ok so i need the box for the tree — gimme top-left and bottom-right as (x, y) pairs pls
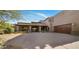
(0, 10), (21, 48)
(0, 10), (21, 34)
(0, 10), (21, 21)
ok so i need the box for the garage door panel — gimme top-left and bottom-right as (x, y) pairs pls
(54, 23), (72, 34)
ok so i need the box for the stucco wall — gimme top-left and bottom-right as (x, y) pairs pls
(53, 10), (79, 35)
(42, 16), (54, 32)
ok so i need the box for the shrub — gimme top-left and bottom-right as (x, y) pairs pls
(0, 29), (4, 34)
(4, 28), (11, 33)
(10, 28), (15, 33)
(4, 27), (15, 34)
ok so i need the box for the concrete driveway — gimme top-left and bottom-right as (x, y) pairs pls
(4, 32), (79, 49)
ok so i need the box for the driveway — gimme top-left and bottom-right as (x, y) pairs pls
(4, 32), (79, 49)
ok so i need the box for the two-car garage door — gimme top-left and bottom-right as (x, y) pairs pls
(54, 23), (72, 34)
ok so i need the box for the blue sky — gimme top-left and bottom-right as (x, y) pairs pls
(9, 10), (62, 24)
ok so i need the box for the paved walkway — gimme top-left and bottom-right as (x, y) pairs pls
(4, 32), (79, 49)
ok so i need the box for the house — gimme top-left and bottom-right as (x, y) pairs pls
(15, 10), (79, 35)
(53, 10), (79, 35)
(14, 16), (54, 32)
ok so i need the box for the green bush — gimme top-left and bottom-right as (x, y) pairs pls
(0, 22), (15, 34)
(4, 27), (15, 34)
(0, 29), (4, 34)
(11, 28), (15, 33)
(4, 28), (11, 33)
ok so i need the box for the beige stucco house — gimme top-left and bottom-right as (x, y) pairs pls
(53, 10), (79, 35)
(15, 10), (79, 35)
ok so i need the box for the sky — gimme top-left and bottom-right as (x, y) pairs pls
(9, 10), (62, 24)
